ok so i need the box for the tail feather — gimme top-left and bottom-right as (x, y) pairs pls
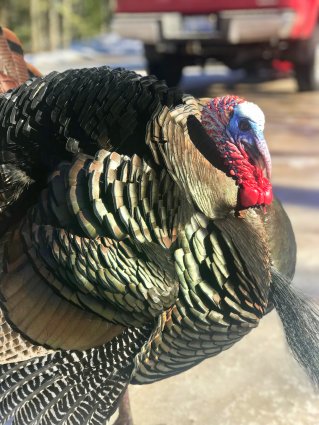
(271, 266), (319, 387)
(16, 370), (121, 425)
(0, 26), (41, 94)
(0, 26), (28, 91)
(0, 325), (152, 425)
(26, 62), (42, 79)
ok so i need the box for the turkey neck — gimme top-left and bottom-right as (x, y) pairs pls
(146, 98), (239, 219)
(132, 207), (271, 384)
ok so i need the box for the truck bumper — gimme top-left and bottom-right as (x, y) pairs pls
(112, 9), (296, 45)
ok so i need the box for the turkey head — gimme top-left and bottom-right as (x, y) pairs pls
(202, 96), (273, 209)
(147, 95), (273, 219)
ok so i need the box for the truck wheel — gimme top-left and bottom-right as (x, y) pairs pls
(293, 31), (318, 92)
(147, 56), (183, 87)
(294, 53), (316, 92)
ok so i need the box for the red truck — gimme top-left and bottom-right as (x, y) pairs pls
(112, 0), (319, 91)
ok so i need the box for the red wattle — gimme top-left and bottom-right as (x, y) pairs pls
(239, 186), (259, 208)
(261, 177), (273, 205)
(223, 140), (273, 209)
(263, 187), (273, 205)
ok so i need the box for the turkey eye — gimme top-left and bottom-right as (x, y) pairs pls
(239, 119), (251, 131)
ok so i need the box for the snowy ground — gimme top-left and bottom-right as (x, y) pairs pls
(25, 33), (145, 74)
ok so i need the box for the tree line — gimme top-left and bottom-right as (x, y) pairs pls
(0, 0), (115, 52)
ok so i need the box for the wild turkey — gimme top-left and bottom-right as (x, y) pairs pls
(0, 27), (319, 425)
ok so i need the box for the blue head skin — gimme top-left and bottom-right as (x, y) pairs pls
(226, 102), (271, 178)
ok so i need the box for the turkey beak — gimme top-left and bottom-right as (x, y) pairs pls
(243, 127), (272, 180)
(240, 132), (272, 180)
(254, 134), (272, 180)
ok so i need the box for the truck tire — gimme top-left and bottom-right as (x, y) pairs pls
(293, 29), (318, 92)
(147, 56), (183, 87)
(294, 58), (316, 92)
(144, 45), (184, 87)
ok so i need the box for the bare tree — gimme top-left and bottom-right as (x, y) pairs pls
(30, 0), (41, 52)
(0, 0), (10, 27)
(6, 0), (115, 52)
(49, 0), (61, 50)
(61, 0), (72, 48)
(30, 0), (49, 51)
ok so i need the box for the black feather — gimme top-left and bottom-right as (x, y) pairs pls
(0, 325), (152, 425)
(271, 266), (319, 387)
(187, 115), (225, 172)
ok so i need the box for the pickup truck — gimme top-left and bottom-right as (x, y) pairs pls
(112, 0), (319, 91)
